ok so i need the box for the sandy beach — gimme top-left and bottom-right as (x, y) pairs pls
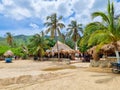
(0, 60), (120, 90)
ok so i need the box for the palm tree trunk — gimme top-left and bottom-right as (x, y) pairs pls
(40, 56), (43, 61)
(56, 41), (60, 61)
(92, 51), (100, 61)
(55, 30), (60, 61)
(75, 41), (77, 50)
(115, 50), (120, 63)
(114, 42), (120, 63)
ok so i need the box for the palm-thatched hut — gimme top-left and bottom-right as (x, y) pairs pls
(46, 41), (75, 59)
(100, 41), (120, 56)
(52, 41), (74, 53)
(89, 42), (120, 67)
(100, 43), (115, 56)
(4, 50), (14, 57)
(87, 46), (101, 61)
(4, 50), (14, 63)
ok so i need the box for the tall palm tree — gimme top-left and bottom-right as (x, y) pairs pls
(29, 34), (48, 60)
(67, 20), (83, 50)
(82, 0), (120, 62)
(44, 13), (65, 60)
(44, 13), (65, 39)
(6, 32), (13, 47)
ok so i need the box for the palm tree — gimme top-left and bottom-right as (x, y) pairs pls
(44, 13), (65, 60)
(67, 20), (83, 50)
(60, 33), (67, 43)
(29, 34), (48, 61)
(44, 13), (65, 39)
(6, 32), (13, 47)
(20, 44), (29, 59)
(82, 0), (120, 62)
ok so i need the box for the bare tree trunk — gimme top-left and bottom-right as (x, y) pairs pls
(114, 42), (120, 63)
(55, 29), (60, 61)
(115, 50), (120, 63)
(75, 41), (77, 50)
(56, 41), (60, 61)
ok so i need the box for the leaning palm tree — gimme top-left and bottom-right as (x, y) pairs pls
(6, 32), (13, 47)
(44, 13), (65, 60)
(29, 34), (48, 61)
(67, 20), (83, 50)
(82, 0), (120, 62)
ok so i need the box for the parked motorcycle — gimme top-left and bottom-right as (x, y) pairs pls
(111, 62), (120, 74)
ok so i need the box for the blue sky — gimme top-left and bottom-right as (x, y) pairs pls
(0, 0), (120, 36)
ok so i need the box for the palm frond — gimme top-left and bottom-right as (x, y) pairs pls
(44, 22), (53, 27)
(58, 16), (63, 20)
(92, 12), (110, 24)
(57, 23), (65, 29)
(111, 2), (114, 17)
(88, 30), (113, 47)
(107, 0), (111, 15)
(46, 16), (51, 20)
(84, 22), (107, 35)
(45, 28), (51, 34)
(66, 29), (73, 37)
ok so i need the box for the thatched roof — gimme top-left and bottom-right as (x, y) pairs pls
(52, 41), (74, 53)
(100, 41), (120, 52)
(87, 46), (97, 55)
(4, 50), (14, 57)
(101, 43), (115, 51)
(87, 41), (120, 56)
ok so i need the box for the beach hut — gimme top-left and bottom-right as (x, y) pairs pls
(51, 41), (75, 59)
(52, 41), (74, 52)
(100, 41), (120, 55)
(88, 41), (120, 60)
(4, 50), (14, 63)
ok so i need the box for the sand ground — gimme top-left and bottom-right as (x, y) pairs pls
(0, 60), (120, 90)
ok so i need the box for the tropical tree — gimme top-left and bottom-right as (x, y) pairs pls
(21, 44), (29, 59)
(44, 13), (65, 39)
(6, 32), (13, 47)
(80, 22), (106, 53)
(29, 34), (48, 60)
(67, 20), (83, 50)
(81, 0), (120, 62)
(44, 13), (65, 59)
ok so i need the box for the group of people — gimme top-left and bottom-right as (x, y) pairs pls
(79, 52), (91, 62)
(44, 50), (91, 62)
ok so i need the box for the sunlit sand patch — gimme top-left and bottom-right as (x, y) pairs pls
(42, 65), (76, 71)
(95, 77), (114, 84)
(86, 67), (112, 73)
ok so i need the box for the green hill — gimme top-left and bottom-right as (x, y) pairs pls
(14, 35), (32, 45)
(0, 35), (32, 46)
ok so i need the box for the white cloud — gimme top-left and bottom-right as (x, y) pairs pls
(0, 0), (120, 22)
(0, 4), (4, 11)
(0, 29), (41, 36)
(29, 23), (39, 29)
(114, 1), (120, 16)
(0, 0), (120, 36)
(4, 7), (31, 20)
(72, 0), (93, 14)
(56, 0), (73, 17)
(2, 0), (14, 6)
